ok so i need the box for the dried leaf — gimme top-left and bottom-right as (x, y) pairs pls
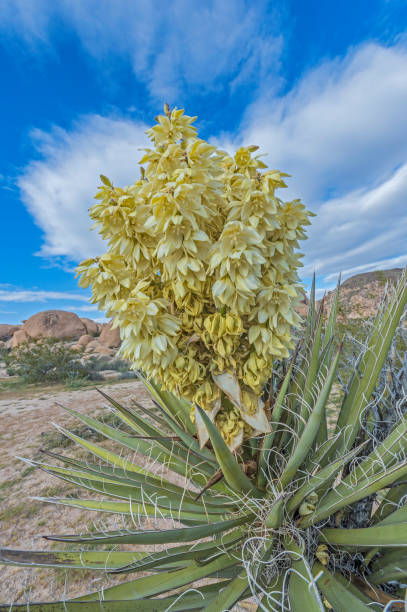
(240, 396), (271, 434)
(195, 399), (221, 448)
(212, 371), (242, 408)
(186, 333), (201, 346)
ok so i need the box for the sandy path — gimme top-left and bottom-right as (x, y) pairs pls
(0, 380), (150, 417)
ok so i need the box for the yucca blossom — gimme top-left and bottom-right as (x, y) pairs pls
(76, 106), (314, 448)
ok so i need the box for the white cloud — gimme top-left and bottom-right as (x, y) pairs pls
(14, 39), (407, 284)
(0, 0), (281, 101)
(0, 289), (90, 303)
(237, 42), (407, 199)
(19, 115), (149, 261)
(304, 163), (407, 280)
(224, 41), (407, 280)
(65, 304), (99, 312)
(323, 254), (407, 284)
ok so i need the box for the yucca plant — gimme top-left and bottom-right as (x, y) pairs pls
(2, 107), (407, 610)
(1, 272), (407, 611)
(74, 106), (314, 451)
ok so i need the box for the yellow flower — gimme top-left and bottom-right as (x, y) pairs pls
(215, 404), (245, 448)
(234, 147), (252, 169)
(76, 105), (314, 448)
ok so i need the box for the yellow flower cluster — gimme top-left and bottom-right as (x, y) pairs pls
(76, 107), (314, 448)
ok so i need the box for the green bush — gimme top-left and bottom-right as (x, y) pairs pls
(3, 338), (100, 384)
(87, 354), (131, 372)
(0, 346), (9, 362)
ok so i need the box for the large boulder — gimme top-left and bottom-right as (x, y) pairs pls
(92, 346), (115, 357)
(99, 322), (121, 348)
(80, 317), (100, 337)
(23, 310), (86, 340)
(0, 324), (21, 341)
(84, 340), (102, 352)
(11, 329), (31, 348)
(84, 341), (115, 357)
(77, 334), (93, 347)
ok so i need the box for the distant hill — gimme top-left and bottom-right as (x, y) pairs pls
(320, 268), (404, 320)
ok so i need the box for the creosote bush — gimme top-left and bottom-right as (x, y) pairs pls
(3, 338), (94, 384)
(76, 106), (314, 448)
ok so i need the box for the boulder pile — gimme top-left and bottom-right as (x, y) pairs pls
(0, 324), (21, 341)
(1, 310), (121, 359)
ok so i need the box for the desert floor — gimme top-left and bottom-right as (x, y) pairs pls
(0, 380), (178, 603)
(0, 378), (341, 607)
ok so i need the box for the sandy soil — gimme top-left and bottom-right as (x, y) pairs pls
(0, 380), (145, 417)
(0, 381), (171, 603)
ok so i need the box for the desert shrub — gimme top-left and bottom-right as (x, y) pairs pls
(3, 338), (97, 384)
(118, 370), (137, 379)
(0, 345), (10, 364)
(87, 354), (131, 372)
(64, 375), (96, 389)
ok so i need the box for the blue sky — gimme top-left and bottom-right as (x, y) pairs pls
(1, 0), (407, 324)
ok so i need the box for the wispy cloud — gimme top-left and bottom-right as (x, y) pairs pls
(323, 254), (407, 284)
(19, 115), (149, 261)
(303, 163), (407, 279)
(65, 304), (99, 312)
(0, 0), (282, 101)
(236, 42), (407, 199)
(223, 41), (407, 280)
(0, 289), (90, 303)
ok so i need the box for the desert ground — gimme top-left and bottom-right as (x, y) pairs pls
(0, 377), (342, 605)
(0, 380), (178, 602)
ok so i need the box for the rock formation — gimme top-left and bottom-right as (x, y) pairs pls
(11, 330), (31, 348)
(0, 324), (21, 341)
(22, 310), (87, 340)
(77, 334), (93, 347)
(80, 317), (100, 336)
(99, 322), (121, 348)
(320, 268), (404, 320)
